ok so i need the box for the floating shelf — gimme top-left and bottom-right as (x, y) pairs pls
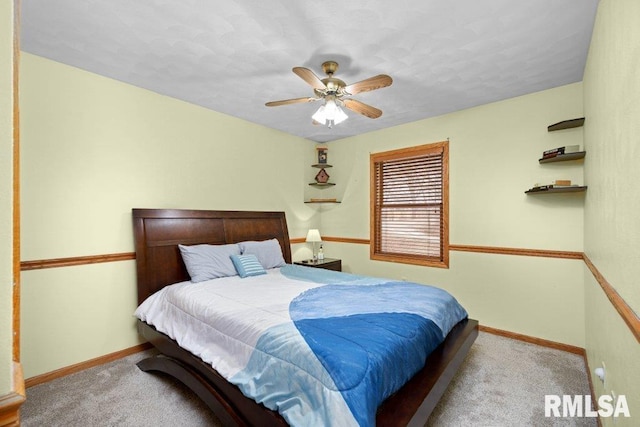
(309, 182), (336, 187)
(311, 164), (333, 168)
(547, 118), (585, 132)
(304, 200), (341, 204)
(530, 120), (587, 196)
(539, 151), (586, 163)
(525, 186), (587, 194)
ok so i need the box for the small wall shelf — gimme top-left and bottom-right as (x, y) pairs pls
(525, 186), (587, 194)
(547, 117), (585, 132)
(309, 182), (336, 187)
(307, 147), (339, 203)
(527, 119), (587, 195)
(539, 151), (586, 163)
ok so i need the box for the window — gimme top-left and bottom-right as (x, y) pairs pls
(370, 141), (449, 268)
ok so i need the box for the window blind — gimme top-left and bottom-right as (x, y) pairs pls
(372, 145), (446, 263)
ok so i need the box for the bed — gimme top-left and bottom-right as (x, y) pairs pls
(132, 208), (478, 426)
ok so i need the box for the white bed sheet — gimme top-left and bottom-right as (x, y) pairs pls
(135, 268), (324, 378)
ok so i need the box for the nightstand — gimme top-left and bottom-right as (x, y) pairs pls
(294, 258), (342, 272)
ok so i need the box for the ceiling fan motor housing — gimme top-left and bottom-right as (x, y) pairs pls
(321, 61), (339, 75)
(317, 78), (346, 97)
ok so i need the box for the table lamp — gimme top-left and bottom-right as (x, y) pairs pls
(306, 229), (322, 261)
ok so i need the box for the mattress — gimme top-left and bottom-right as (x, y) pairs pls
(135, 265), (468, 426)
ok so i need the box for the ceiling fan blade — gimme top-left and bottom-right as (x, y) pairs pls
(265, 97), (317, 107)
(292, 67), (326, 90)
(344, 74), (392, 95)
(343, 99), (383, 119)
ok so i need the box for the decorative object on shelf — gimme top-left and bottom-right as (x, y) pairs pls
(317, 147), (328, 164)
(306, 229), (322, 260)
(541, 145), (580, 160)
(547, 117), (585, 132)
(315, 168), (330, 183)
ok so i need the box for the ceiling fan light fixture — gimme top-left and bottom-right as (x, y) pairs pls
(312, 98), (348, 128)
(333, 104), (348, 125)
(311, 104), (327, 123)
(266, 61), (391, 128)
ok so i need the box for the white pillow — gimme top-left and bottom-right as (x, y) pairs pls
(178, 243), (240, 282)
(239, 238), (286, 269)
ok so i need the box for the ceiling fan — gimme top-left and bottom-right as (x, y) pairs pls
(265, 61), (392, 128)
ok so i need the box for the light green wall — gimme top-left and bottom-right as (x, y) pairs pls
(320, 83), (587, 347)
(583, 0), (640, 316)
(322, 83), (586, 250)
(583, 0), (640, 424)
(0, 0), (14, 396)
(19, 53), (317, 378)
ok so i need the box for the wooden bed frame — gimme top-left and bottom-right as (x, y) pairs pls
(132, 208), (478, 426)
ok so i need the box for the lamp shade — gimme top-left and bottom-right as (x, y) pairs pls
(306, 229), (322, 243)
(312, 98), (348, 127)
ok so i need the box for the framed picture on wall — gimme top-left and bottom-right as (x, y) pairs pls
(317, 147), (328, 164)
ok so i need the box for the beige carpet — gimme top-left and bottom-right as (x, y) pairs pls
(427, 332), (596, 427)
(21, 331), (596, 426)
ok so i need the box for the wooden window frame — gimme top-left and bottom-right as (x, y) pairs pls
(370, 141), (449, 268)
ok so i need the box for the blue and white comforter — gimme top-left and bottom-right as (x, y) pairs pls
(135, 265), (468, 426)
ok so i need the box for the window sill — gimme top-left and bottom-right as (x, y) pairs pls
(370, 253), (449, 269)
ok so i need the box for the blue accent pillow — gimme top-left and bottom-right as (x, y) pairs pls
(231, 254), (267, 278)
(178, 243), (241, 282)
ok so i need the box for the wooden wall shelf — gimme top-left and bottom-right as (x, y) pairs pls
(539, 151), (586, 163)
(525, 186), (587, 194)
(309, 182), (336, 187)
(547, 118), (585, 132)
(529, 119), (586, 195)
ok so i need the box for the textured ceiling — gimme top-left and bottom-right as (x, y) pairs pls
(21, 0), (599, 143)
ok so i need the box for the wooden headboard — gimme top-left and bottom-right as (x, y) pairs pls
(132, 208), (292, 304)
